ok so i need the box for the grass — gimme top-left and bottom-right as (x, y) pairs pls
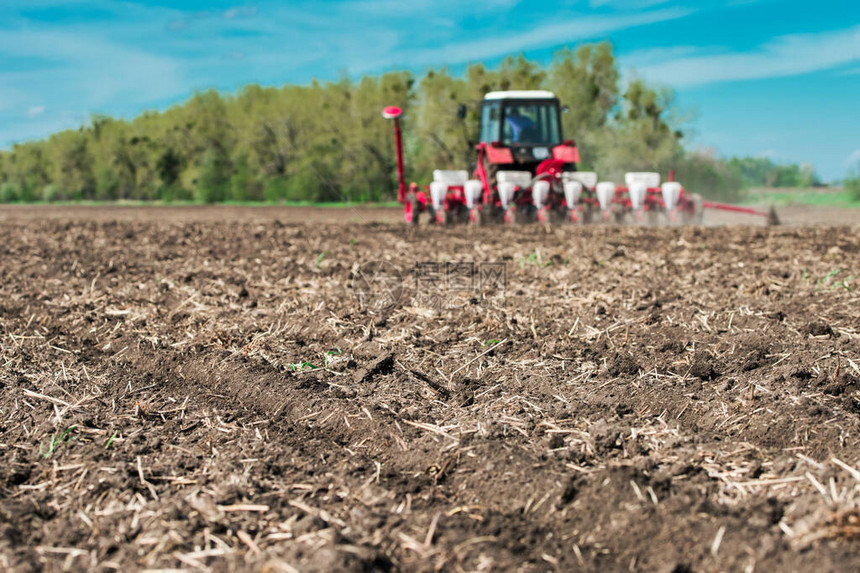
(816, 269), (855, 292)
(742, 187), (860, 208)
(40, 426), (76, 458)
(518, 251), (568, 269)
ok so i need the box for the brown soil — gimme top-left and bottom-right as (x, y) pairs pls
(1, 206), (860, 572)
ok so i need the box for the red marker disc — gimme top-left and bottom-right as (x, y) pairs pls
(382, 106), (402, 119)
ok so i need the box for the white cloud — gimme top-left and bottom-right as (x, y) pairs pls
(627, 25), (860, 86)
(0, 29), (184, 108)
(344, 0), (520, 17)
(590, 0), (671, 8)
(350, 8), (692, 73)
(224, 7), (258, 19)
(846, 149), (860, 168)
(27, 105), (45, 118)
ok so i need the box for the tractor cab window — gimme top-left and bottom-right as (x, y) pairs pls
(502, 103), (560, 146)
(480, 102), (501, 143)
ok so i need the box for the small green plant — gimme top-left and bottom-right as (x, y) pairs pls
(518, 251), (554, 269)
(815, 269), (854, 292)
(483, 339), (501, 346)
(349, 238), (358, 248)
(291, 348), (343, 372)
(817, 269), (842, 291)
(41, 426), (77, 458)
(834, 274), (854, 292)
(105, 430), (119, 449)
(289, 361), (319, 372)
(314, 252), (326, 268)
(324, 348), (342, 368)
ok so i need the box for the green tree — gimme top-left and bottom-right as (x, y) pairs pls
(230, 154), (260, 201)
(548, 42), (619, 169)
(95, 166), (120, 200)
(845, 170), (860, 202)
(196, 147), (230, 203)
(727, 157), (820, 188)
(593, 79), (683, 181)
(675, 150), (746, 203)
(0, 182), (19, 203)
(494, 54), (545, 91)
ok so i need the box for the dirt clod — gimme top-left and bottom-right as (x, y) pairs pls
(690, 351), (719, 381)
(608, 352), (640, 376)
(353, 352), (395, 384)
(803, 321), (835, 337)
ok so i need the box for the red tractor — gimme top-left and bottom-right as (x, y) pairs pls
(383, 91), (776, 226)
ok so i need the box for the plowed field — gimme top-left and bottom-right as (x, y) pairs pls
(1, 205), (859, 572)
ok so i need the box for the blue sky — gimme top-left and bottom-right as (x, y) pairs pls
(1, 0), (858, 181)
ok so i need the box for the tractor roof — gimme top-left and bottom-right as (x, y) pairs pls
(483, 90), (557, 101)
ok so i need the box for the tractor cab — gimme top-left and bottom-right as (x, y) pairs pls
(480, 91), (572, 168)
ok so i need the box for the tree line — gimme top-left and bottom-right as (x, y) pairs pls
(0, 43), (820, 205)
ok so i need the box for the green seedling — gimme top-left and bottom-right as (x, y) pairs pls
(518, 251), (554, 269)
(349, 238), (358, 248)
(314, 252), (326, 268)
(324, 348), (342, 368)
(291, 348), (343, 372)
(833, 275), (854, 292)
(105, 430), (119, 449)
(483, 339), (501, 346)
(518, 252), (538, 269)
(816, 269), (841, 291)
(41, 425), (77, 458)
(290, 361), (320, 372)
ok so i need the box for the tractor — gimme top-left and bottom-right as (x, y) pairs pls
(383, 91), (777, 226)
